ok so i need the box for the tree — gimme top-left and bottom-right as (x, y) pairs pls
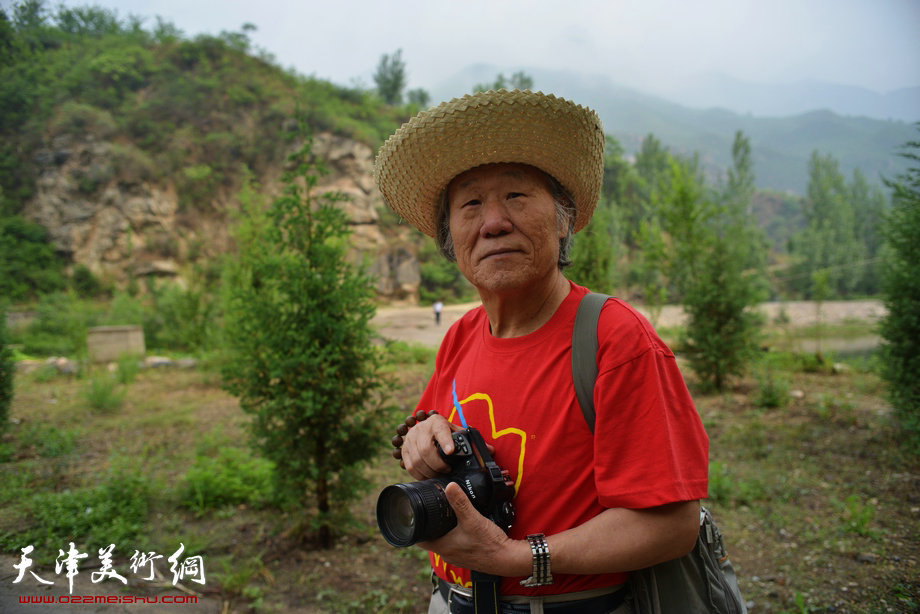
(663, 134), (767, 392)
(569, 198), (617, 294)
(474, 70), (533, 92)
(373, 48), (406, 105)
(0, 215), (65, 301)
(569, 137), (630, 294)
(789, 152), (864, 297)
(406, 87), (430, 108)
(879, 128), (920, 453)
(221, 129), (391, 547)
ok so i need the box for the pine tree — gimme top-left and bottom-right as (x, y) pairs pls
(880, 129), (920, 453)
(221, 127), (392, 547)
(666, 134), (767, 392)
(373, 49), (406, 105)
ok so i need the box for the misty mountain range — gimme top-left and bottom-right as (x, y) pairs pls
(430, 65), (918, 194)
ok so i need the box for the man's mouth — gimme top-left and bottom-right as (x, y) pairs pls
(480, 248), (520, 261)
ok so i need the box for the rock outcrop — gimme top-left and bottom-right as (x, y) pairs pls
(24, 131), (421, 303)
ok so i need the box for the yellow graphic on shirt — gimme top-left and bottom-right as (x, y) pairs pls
(434, 392), (527, 587)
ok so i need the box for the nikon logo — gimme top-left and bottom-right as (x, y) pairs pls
(465, 479), (476, 499)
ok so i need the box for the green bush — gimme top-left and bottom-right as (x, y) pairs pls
(15, 292), (94, 357)
(753, 364), (790, 409)
(179, 446), (274, 513)
(0, 217), (66, 302)
(82, 373), (125, 412)
(880, 131), (920, 453)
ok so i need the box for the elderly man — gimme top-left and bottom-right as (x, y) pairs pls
(374, 90), (709, 614)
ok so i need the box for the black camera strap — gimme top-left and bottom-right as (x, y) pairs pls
(471, 570), (501, 614)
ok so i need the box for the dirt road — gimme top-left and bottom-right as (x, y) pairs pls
(372, 299), (886, 348)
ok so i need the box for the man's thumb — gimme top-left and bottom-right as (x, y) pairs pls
(444, 481), (474, 517)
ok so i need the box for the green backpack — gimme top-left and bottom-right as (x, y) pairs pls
(572, 292), (748, 614)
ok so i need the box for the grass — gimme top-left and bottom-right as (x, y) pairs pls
(1, 337), (917, 613)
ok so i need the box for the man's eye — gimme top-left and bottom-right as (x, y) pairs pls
(463, 199), (481, 207)
(507, 192), (525, 200)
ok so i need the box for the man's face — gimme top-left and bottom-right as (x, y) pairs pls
(446, 163), (565, 295)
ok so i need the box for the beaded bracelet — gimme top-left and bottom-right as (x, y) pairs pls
(391, 410), (438, 465)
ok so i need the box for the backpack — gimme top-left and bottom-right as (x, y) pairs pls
(572, 292), (748, 614)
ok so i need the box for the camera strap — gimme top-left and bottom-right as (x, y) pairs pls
(471, 570), (501, 614)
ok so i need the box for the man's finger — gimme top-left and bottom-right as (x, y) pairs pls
(444, 481), (474, 517)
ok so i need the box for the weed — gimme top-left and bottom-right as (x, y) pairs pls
(753, 365), (790, 409)
(838, 494), (878, 538)
(18, 422), (79, 458)
(707, 461), (767, 506)
(81, 373), (126, 412)
(116, 353), (140, 384)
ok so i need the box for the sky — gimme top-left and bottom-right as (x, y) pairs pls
(15, 0), (920, 98)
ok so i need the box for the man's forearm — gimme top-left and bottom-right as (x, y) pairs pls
(546, 501), (700, 575)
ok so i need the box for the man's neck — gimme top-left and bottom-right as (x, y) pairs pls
(480, 272), (571, 338)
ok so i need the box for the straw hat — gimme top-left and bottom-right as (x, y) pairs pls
(374, 89), (605, 237)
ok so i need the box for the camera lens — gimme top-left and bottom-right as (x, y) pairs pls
(376, 479), (456, 547)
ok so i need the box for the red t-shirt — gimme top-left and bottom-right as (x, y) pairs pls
(417, 281), (709, 596)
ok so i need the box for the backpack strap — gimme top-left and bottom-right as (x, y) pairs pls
(572, 292), (611, 433)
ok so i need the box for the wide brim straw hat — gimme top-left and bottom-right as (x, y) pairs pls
(374, 89), (605, 237)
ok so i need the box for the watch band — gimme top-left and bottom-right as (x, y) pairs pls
(520, 533), (553, 587)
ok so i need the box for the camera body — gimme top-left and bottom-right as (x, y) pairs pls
(376, 427), (516, 547)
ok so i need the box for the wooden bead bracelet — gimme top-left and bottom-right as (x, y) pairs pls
(392, 410), (439, 463)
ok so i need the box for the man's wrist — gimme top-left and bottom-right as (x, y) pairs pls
(519, 533), (553, 587)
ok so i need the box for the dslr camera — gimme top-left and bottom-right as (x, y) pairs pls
(376, 427), (516, 547)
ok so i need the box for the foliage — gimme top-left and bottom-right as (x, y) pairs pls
(221, 126), (392, 547)
(879, 127), (920, 453)
(142, 279), (220, 352)
(568, 198), (618, 293)
(786, 151), (883, 298)
(666, 133), (768, 392)
(0, 215), (66, 301)
(373, 48), (406, 105)
(473, 70), (533, 92)
(417, 239), (476, 303)
(13, 292), (91, 356)
(82, 371), (126, 412)
(0, 0), (405, 227)
(179, 446), (274, 513)
(0, 303), (12, 434)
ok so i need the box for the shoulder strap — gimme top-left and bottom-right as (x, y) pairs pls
(572, 292), (611, 433)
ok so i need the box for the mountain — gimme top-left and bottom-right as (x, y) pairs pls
(430, 66), (917, 194)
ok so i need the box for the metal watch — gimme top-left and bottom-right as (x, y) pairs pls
(520, 533), (553, 587)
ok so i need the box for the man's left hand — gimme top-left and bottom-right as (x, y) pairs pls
(417, 482), (530, 577)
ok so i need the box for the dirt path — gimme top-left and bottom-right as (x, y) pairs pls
(372, 299), (886, 348)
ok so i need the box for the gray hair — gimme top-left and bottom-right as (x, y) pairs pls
(434, 170), (577, 269)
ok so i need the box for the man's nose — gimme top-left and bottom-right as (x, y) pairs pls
(479, 197), (513, 237)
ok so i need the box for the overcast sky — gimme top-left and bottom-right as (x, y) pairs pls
(20, 0), (920, 97)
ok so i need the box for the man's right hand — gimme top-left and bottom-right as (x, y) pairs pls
(401, 414), (464, 480)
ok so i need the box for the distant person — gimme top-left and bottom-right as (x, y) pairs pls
(374, 89), (709, 613)
(433, 300), (444, 325)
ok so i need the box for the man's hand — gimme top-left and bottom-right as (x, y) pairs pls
(401, 414), (464, 480)
(417, 482), (530, 577)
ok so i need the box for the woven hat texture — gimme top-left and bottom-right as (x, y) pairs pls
(374, 89), (605, 237)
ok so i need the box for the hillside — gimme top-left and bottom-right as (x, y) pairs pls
(433, 65), (916, 194)
(0, 4), (424, 300)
